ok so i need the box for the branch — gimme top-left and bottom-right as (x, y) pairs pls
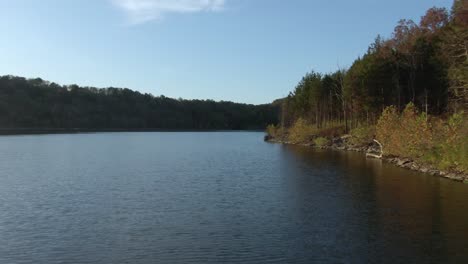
(366, 139), (383, 159)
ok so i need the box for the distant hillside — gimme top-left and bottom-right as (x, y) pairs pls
(0, 76), (279, 130)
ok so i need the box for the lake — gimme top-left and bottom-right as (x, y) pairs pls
(0, 132), (467, 263)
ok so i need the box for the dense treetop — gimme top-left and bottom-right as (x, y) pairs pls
(279, 1), (467, 131)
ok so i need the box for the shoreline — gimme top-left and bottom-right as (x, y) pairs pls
(0, 128), (265, 136)
(267, 137), (468, 183)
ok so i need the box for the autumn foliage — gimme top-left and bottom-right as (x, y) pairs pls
(268, 2), (467, 174)
(287, 118), (316, 144)
(376, 103), (467, 172)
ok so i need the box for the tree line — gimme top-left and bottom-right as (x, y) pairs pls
(280, 1), (467, 131)
(0, 75), (279, 130)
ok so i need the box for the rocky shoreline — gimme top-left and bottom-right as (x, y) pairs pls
(266, 135), (468, 183)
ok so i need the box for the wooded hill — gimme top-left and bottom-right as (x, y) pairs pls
(0, 75), (279, 130)
(279, 1), (467, 130)
(268, 1), (467, 174)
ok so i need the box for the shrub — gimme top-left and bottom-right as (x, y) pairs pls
(376, 105), (401, 156)
(376, 103), (432, 158)
(434, 112), (468, 172)
(314, 137), (330, 147)
(377, 104), (467, 173)
(266, 124), (278, 138)
(399, 103), (433, 158)
(288, 118), (316, 143)
(349, 125), (375, 146)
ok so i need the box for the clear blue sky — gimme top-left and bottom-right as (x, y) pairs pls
(0, 0), (453, 104)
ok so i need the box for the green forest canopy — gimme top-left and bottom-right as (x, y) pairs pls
(0, 75), (279, 130)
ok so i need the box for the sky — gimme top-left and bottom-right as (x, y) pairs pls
(0, 0), (454, 104)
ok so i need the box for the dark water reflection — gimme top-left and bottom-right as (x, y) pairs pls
(0, 132), (467, 263)
(282, 145), (468, 263)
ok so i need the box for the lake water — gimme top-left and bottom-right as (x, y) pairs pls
(0, 132), (467, 264)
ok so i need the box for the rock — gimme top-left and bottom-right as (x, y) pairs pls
(367, 142), (382, 154)
(340, 135), (352, 140)
(397, 158), (411, 167)
(331, 137), (346, 150)
(332, 137), (343, 144)
(445, 173), (455, 179)
(446, 173), (464, 181)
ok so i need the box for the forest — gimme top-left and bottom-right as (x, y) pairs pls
(268, 1), (467, 173)
(0, 75), (279, 130)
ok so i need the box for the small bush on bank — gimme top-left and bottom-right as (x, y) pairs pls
(314, 137), (329, 147)
(288, 118), (316, 143)
(266, 124), (278, 138)
(376, 106), (401, 155)
(432, 112), (468, 172)
(349, 125), (375, 146)
(400, 103), (433, 159)
(376, 103), (467, 173)
(376, 103), (431, 158)
(266, 124), (287, 140)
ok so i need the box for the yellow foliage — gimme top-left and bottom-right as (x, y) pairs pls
(287, 118), (316, 143)
(376, 106), (402, 156)
(314, 137), (329, 147)
(350, 125), (375, 146)
(435, 112), (468, 172)
(266, 124), (278, 138)
(377, 103), (468, 172)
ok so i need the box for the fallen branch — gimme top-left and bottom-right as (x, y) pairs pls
(366, 139), (383, 159)
(366, 153), (382, 159)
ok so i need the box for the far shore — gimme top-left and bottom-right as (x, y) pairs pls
(0, 128), (265, 136)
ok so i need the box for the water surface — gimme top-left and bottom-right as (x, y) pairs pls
(0, 132), (467, 263)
